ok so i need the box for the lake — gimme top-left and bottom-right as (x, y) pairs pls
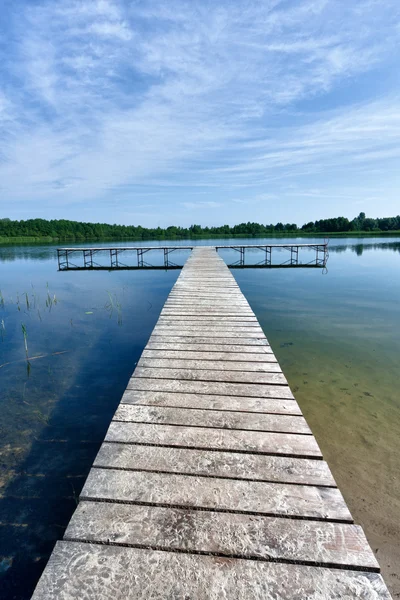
(1, 237), (399, 598)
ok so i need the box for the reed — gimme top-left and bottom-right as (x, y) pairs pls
(105, 291), (123, 325)
(21, 323), (28, 357)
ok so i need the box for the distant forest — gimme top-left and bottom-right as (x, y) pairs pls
(1, 212), (400, 242)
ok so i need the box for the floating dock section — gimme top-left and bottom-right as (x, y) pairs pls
(57, 242), (328, 270)
(32, 247), (391, 599)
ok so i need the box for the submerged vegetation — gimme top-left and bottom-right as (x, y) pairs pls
(0, 285), (123, 371)
(1, 212), (400, 243)
(105, 291), (123, 325)
(0, 285), (60, 371)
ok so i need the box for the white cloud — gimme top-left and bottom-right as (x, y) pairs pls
(182, 201), (222, 210)
(89, 21), (133, 41)
(0, 0), (399, 222)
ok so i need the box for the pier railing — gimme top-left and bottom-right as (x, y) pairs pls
(57, 243), (329, 270)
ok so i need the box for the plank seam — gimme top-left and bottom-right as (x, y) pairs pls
(127, 385), (294, 399)
(91, 464), (337, 488)
(103, 440), (323, 460)
(131, 376), (289, 387)
(111, 418), (313, 435)
(120, 402), (302, 416)
(137, 365), (281, 372)
(62, 537), (379, 573)
(77, 496), (353, 524)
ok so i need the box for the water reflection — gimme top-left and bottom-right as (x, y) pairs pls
(0, 237), (400, 263)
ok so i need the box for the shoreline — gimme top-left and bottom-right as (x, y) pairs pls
(1, 230), (400, 246)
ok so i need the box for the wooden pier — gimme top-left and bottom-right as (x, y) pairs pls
(32, 246), (390, 599)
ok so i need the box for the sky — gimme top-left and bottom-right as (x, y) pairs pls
(0, 0), (400, 227)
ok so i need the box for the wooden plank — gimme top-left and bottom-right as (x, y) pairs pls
(137, 357), (281, 372)
(166, 296), (248, 301)
(146, 342), (273, 353)
(160, 314), (257, 319)
(150, 333), (268, 342)
(152, 329), (266, 338)
(169, 292), (243, 297)
(171, 290), (241, 293)
(127, 377), (294, 399)
(66, 502), (377, 570)
(121, 389), (302, 415)
(31, 542), (392, 600)
(166, 289), (239, 292)
(105, 422), (320, 457)
(141, 349), (277, 362)
(175, 285), (238, 287)
(94, 442), (334, 485)
(158, 317), (260, 325)
(157, 323), (263, 330)
(163, 305), (252, 310)
(112, 405), (311, 434)
(159, 315), (257, 321)
(161, 310), (256, 316)
(164, 303), (252, 309)
(159, 314), (257, 319)
(165, 297), (249, 303)
(80, 468), (351, 521)
(153, 325), (264, 331)
(157, 321), (262, 328)
(170, 285), (240, 289)
(132, 367), (287, 386)
(149, 336), (270, 346)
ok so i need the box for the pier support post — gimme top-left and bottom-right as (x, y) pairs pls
(83, 250), (93, 268)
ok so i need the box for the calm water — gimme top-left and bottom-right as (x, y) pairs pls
(0, 237), (399, 598)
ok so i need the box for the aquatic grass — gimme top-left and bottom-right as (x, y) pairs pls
(21, 323), (29, 357)
(45, 283), (57, 311)
(0, 319), (5, 341)
(0, 290), (4, 309)
(105, 290), (123, 325)
(31, 283), (38, 309)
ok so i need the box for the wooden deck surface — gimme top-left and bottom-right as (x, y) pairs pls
(32, 247), (391, 599)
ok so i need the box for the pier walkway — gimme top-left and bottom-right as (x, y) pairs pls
(32, 247), (390, 599)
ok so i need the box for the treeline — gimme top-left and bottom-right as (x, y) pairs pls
(0, 212), (399, 242)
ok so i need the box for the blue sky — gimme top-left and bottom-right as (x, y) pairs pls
(0, 0), (400, 227)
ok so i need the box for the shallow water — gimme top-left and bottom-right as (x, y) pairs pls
(0, 237), (399, 597)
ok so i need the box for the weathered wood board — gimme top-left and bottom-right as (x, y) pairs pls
(94, 442), (335, 485)
(121, 389), (302, 414)
(131, 366), (287, 385)
(137, 357), (282, 371)
(141, 348), (278, 361)
(32, 543), (391, 600)
(127, 377), (295, 399)
(80, 468), (352, 521)
(105, 421), (322, 457)
(112, 404), (311, 433)
(65, 501), (379, 569)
